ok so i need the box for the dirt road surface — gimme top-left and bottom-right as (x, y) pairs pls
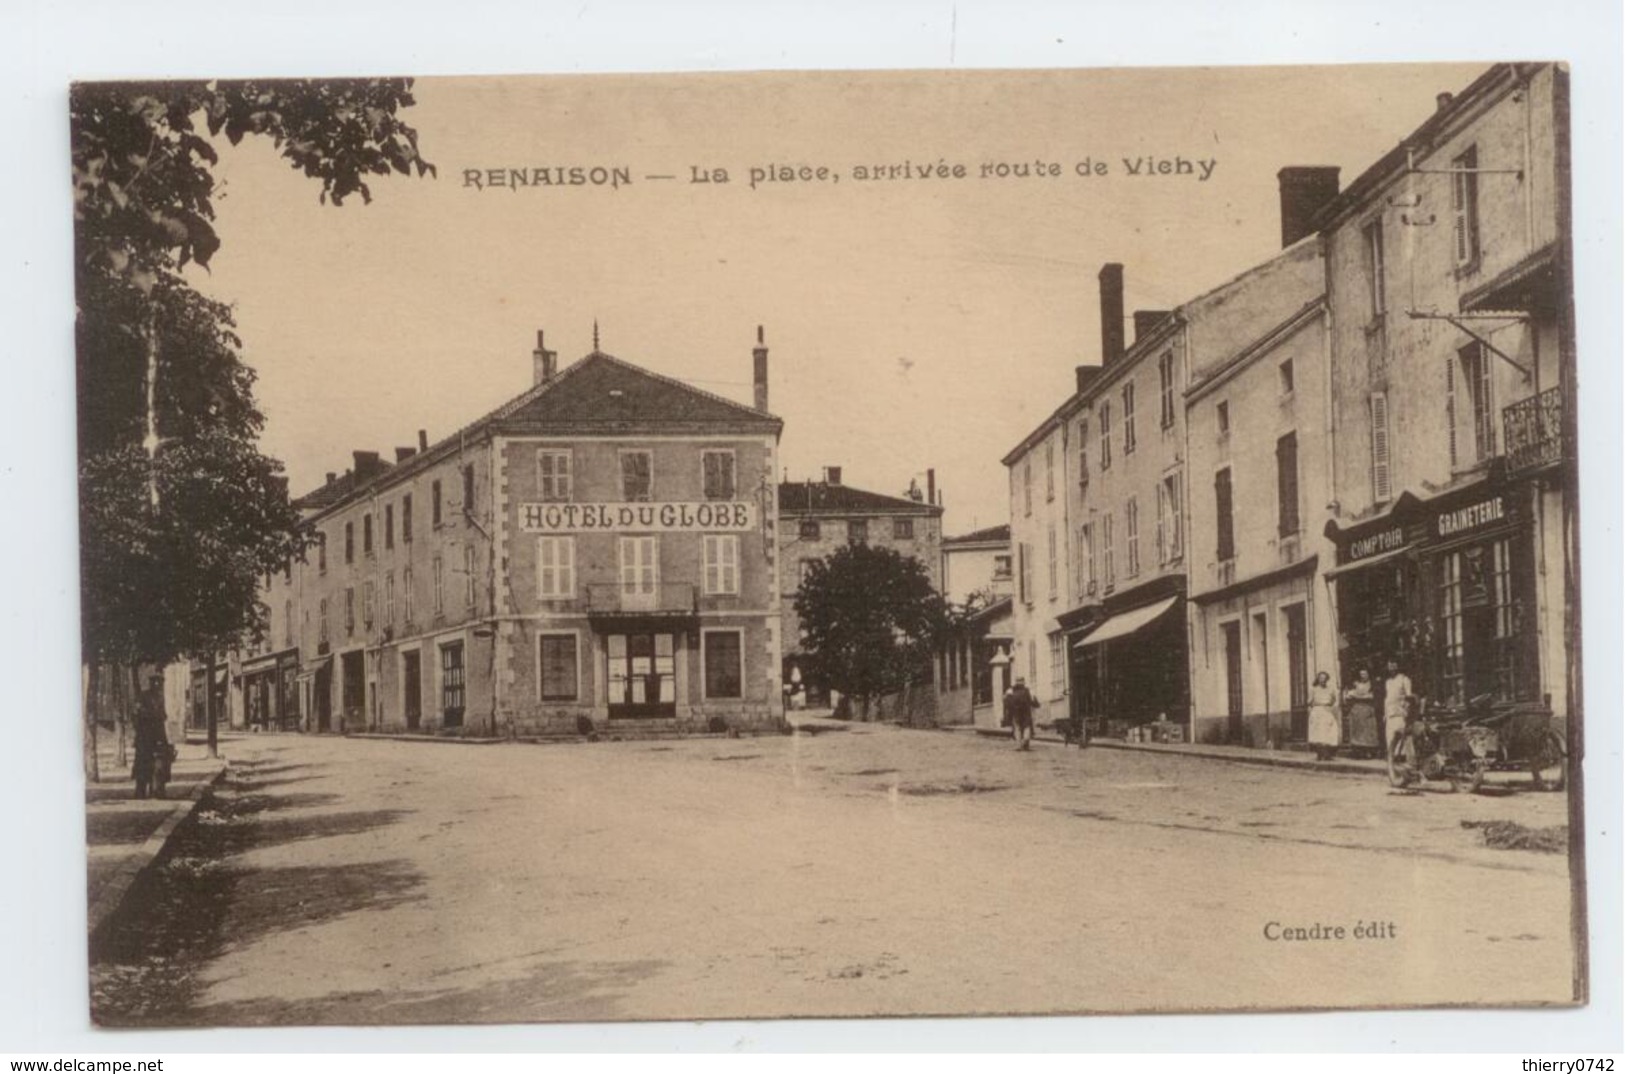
(90, 726), (1575, 1025)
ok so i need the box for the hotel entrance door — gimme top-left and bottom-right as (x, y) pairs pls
(606, 632), (677, 719)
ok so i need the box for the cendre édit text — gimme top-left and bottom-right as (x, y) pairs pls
(1262, 920), (1397, 942)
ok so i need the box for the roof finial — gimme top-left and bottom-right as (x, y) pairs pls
(592, 319), (601, 353)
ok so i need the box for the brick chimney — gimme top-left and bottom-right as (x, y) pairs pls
(926, 468), (936, 506)
(532, 329), (558, 386)
(825, 465), (843, 486)
(325, 471), (337, 486)
(752, 325), (769, 413)
(1098, 263), (1125, 366)
(417, 429), (428, 452)
(395, 446), (417, 463)
(352, 450), (386, 481)
(1075, 365), (1103, 395)
(1134, 310), (1172, 343)
(1277, 166), (1341, 248)
(1436, 91), (1454, 113)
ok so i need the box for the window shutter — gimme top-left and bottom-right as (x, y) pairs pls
(1215, 469), (1234, 562)
(1445, 356), (1458, 469)
(1370, 392), (1392, 501)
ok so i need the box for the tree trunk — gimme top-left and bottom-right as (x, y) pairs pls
(84, 662), (101, 783)
(114, 662), (130, 770)
(205, 651), (219, 759)
(144, 301), (161, 510)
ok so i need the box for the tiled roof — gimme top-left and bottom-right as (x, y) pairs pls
(943, 523), (1010, 546)
(777, 481), (943, 516)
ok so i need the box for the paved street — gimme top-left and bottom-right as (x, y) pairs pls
(90, 726), (1575, 1025)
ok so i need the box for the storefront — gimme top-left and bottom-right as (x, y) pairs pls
(239, 649), (303, 731)
(1070, 576), (1189, 735)
(1325, 470), (1543, 716)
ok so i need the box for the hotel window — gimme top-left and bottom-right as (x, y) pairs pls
(1451, 145), (1481, 268)
(402, 494), (413, 542)
(432, 479), (443, 526)
(539, 634), (579, 701)
(537, 536), (575, 598)
(703, 450), (736, 500)
(619, 535), (658, 595)
(1370, 392), (1392, 503)
(1099, 402), (1112, 470)
(345, 587), (355, 634)
(318, 531), (328, 573)
(464, 545), (477, 607)
(1279, 358), (1295, 397)
(1045, 441), (1055, 502)
(318, 597), (328, 643)
(1077, 417), (1089, 488)
(1079, 523), (1095, 592)
(384, 504), (394, 550)
(1102, 513), (1115, 585)
(440, 642), (465, 723)
(537, 450), (572, 502)
(1022, 458), (1033, 516)
(432, 556), (444, 614)
(799, 519), (821, 541)
(1125, 497), (1140, 577)
(1049, 633), (1066, 699)
(362, 580), (375, 626)
(384, 571), (395, 625)
(1122, 382), (1137, 455)
(363, 513), (373, 556)
(345, 521), (354, 564)
(1159, 351), (1176, 429)
(893, 518), (914, 540)
(1046, 524), (1058, 598)
(1276, 431), (1300, 537)
(621, 450), (653, 502)
(848, 519), (868, 544)
(1363, 217), (1386, 320)
(402, 567), (415, 624)
(703, 534), (740, 595)
(1215, 467), (1235, 562)
(704, 630), (744, 699)
(462, 464), (476, 518)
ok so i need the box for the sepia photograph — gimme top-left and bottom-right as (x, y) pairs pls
(50, 44), (1610, 1042)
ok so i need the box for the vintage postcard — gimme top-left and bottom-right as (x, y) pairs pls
(74, 63), (1588, 1025)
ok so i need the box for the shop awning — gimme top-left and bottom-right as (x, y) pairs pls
(1322, 544), (1416, 580)
(1073, 596), (1179, 649)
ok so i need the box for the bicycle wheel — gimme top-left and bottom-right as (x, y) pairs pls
(1387, 730), (1417, 788)
(1530, 729), (1567, 792)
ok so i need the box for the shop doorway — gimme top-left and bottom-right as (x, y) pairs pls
(402, 650), (422, 730)
(440, 641), (465, 728)
(1284, 603), (1309, 742)
(606, 632), (677, 719)
(1222, 621), (1243, 743)
(340, 651), (365, 730)
(313, 662), (332, 732)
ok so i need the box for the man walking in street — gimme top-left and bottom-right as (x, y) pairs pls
(132, 671), (171, 800)
(1005, 677), (1038, 751)
(1383, 659), (1413, 761)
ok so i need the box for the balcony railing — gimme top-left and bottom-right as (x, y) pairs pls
(584, 582), (697, 617)
(1503, 386), (1564, 475)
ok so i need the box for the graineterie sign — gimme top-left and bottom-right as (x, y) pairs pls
(1435, 495), (1506, 538)
(1347, 526), (1406, 562)
(520, 501), (757, 533)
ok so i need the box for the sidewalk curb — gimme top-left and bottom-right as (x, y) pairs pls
(87, 761), (229, 947)
(967, 725), (1385, 777)
(345, 733), (505, 745)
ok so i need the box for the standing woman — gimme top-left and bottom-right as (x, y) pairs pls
(1307, 671), (1340, 761)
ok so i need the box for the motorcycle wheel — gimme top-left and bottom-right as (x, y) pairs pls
(1530, 730), (1567, 792)
(1462, 762), (1486, 795)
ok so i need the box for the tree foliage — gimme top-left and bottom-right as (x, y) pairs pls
(794, 544), (950, 710)
(72, 79), (434, 668)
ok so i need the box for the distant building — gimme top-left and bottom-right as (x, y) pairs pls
(937, 524), (1014, 729)
(776, 468), (944, 695)
(233, 329), (787, 737)
(940, 523), (1012, 606)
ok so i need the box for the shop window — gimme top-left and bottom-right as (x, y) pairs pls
(621, 450), (653, 502)
(539, 634), (579, 701)
(537, 450), (572, 502)
(893, 518), (914, 540)
(703, 534), (739, 595)
(799, 519), (821, 541)
(1439, 551), (1465, 707)
(1451, 145), (1481, 268)
(1214, 468), (1235, 562)
(1491, 537), (1520, 700)
(537, 536), (575, 598)
(702, 451), (736, 500)
(704, 630), (743, 699)
(1122, 382), (1137, 455)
